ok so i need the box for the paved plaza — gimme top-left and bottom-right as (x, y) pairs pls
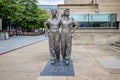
(0, 35), (47, 55)
(0, 39), (120, 80)
(0, 0), (120, 79)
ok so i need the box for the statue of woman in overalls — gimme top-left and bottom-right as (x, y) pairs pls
(44, 9), (61, 65)
(61, 9), (79, 65)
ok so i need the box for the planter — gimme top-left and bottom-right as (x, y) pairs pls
(9, 31), (16, 36)
(23, 32), (43, 36)
(0, 32), (9, 40)
(5, 32), (9, 40)
(23, 32), (29, 36)
(29, 32), (42, 36)
(0, 32), (5, 40)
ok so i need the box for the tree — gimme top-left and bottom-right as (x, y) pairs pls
(0, 0), (50, 32)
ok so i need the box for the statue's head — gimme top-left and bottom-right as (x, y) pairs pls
(63, 8), (70, 16)
(51, 9), (57, 16)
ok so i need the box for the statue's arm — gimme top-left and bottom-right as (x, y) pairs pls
(72, 18), (79, 33)
(44, 20), (49, 36)
(44, 20), (49, 31)
(59, 18), (62, 28)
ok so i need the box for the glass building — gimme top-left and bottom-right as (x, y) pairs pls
(39, 5), (58, 12)
(58, 0), (120, 29)
(70, 13), (116, 29)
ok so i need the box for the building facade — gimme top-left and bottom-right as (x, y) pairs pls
(58, 0), (120, 29)
(58, 0), (120, 45)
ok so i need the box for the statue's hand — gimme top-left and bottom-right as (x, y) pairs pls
(45, 32), (48, 37)
(71, 30), (74, 37)
(45, 30), (50, 37)
(71, 30), (74, 34)
(47, 29), (49, 32)
(72, 33), (75, 37)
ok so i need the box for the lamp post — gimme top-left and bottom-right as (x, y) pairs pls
(0, 19), (2, 31)
(88, 13), (89, 27)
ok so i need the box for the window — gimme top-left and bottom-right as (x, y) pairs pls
(70, 13), (116, 28)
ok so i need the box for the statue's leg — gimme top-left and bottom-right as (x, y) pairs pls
(65, 34), (72, 60)
(64, 31), (72, 65)
(54, 31), (60, 60)
(61, 31), (66, 60)
(49, 32), (56, 64)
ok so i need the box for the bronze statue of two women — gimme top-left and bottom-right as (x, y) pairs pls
(44, 9), (79, 65)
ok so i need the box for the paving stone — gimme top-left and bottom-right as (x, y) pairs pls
(0, 40), (120, 80)
(0, 35), (47, 54)
(96, 56), (120, 69)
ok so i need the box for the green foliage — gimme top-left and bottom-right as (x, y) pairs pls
(0, 0), (50, 30)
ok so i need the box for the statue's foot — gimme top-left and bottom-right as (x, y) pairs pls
(57, 57), (60, 60)
(51, 60), (56, 65)
(56, 55), (60, 60)
(64, 59), (70, 65)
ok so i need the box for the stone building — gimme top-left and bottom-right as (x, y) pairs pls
(58, 0), (120, 45)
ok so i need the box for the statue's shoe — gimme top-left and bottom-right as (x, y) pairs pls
(51, 60), (56, 65)
(65, 60), (70, 65)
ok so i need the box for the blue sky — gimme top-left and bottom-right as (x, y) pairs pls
(37, 0), (64, 5)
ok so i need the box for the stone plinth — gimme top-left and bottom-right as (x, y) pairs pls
(73, 30), (120, 45)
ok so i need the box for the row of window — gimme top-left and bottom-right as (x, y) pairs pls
(39, 5), (58, 10)
(70, 13), (116, 28)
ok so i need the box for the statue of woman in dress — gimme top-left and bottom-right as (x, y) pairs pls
(61, 8), (79, 65)
(44, 9), (61, 65)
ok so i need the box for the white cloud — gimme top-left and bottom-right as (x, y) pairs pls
(38, 0), (64, 5)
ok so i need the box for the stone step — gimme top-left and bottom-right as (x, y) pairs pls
(115, 42), (120, 44)
(111, 43), (120, 50)
(111, 42), (120, 47)
(112, 45), (120, 50)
